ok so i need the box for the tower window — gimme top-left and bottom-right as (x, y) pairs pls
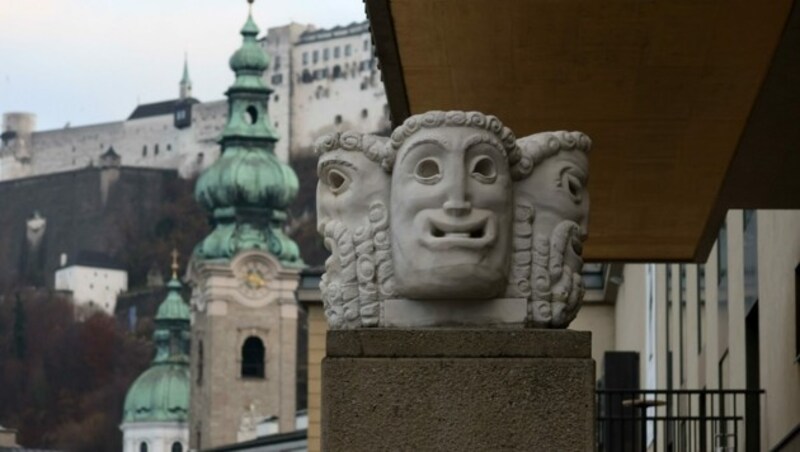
(171, 442), (183, 452)
(167, 144), (172, 151)
(241, 336), (265, 378)
(139, 442), (149, 452)
(154, 144), (159, 156)
(361, 108), (368, 119)
(197, 340), (204, 385)
(334, 115), (342, 125)
(245, 106), (258, 125)
(142, 145), (147, 157)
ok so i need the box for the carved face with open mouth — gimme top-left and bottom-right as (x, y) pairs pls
(391, 126), (512, 300)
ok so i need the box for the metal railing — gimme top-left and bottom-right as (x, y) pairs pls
(596, 389), (764, 452)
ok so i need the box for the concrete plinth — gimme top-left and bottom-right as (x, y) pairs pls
(322, 329), (595, 451)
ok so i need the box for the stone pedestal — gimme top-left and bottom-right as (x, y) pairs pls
(322, 329), (595, 451)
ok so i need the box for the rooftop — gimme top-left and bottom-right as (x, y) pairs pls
(297, 21), (370, 45)
(128, 98), (200, 120)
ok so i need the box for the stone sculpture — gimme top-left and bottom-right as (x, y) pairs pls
(316, 132), (392, 328)
(512, 131), (591, 328)
(316, 111), (591, 329)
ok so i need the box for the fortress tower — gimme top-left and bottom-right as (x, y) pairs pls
(0, 112), (35, 179)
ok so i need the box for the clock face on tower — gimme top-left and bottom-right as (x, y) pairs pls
(238, 260), (270, 298)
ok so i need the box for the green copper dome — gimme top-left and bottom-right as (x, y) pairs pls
(123, 364), (190, 423)
(195, 146), (298, 212)
(123, 275), (191, 424)
(193, 3), (303, 267)
(229, 13), (269, 73)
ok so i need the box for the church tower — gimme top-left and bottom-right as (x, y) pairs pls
(179, 55), (192, 100)
(121, 252), (190, 452)
(188, 1), (304, 449)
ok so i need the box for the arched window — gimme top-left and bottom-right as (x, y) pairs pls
(241, 336), (265, 378)
(171, 442), (183, 452)
(139, 442), (148, 452)
(142, 145), (147, 157)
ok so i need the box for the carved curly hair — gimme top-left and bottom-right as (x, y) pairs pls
(314, 131), (388, 165)
(386, 110), (523, 174)
(513, 131), (591, 179)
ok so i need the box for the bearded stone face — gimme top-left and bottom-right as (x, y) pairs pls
(316, 142), (392, 328)
(516, 150), (589, 239)
(317, 149), (391, 235)
(390, 126), (513, 300)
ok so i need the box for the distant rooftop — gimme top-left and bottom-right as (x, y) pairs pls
(297, 21), (369, 45)
(64, 250), (125, 271)
(128, 98), (199, 120)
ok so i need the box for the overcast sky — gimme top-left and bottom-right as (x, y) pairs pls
(0, 0), (367, 130)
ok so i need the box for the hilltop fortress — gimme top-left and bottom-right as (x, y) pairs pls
(0, 20), (389, 182)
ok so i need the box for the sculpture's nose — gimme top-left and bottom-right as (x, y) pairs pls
(442, 163), (471, 217)
(443, 199), (472, 217)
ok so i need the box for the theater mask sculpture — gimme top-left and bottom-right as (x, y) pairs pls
(388, 112), (518, 300)
(316, 132), (392, 328)
(316, 111), (591, 329)
(511, 131), (591, 328)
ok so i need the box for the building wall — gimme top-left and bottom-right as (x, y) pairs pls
(21, 101), (226, 180)
(189, 256), (299, 450)
(54, 265), (128, 314)
(571, 302), (615, 370)
(305, 302), (326, 452)
(756, 210), (800, 449)
(600, 210), (800, 450)
(0, 166), (180, 290)
(121, 422), (188, 452)
(261, 23), (315, 163)
(290, 23), (389, 156)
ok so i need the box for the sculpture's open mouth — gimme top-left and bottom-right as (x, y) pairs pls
(430, 222), (486, 239)
(420, 211), (496, 250)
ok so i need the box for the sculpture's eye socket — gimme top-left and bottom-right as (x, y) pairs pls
(324, 168), (350, 195)
(561, 171), (583, 203)
(470, 156), (497, 183)
(414, 158), (442, 184)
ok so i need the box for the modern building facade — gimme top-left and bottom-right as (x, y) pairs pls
(571, 210), (800, 450)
